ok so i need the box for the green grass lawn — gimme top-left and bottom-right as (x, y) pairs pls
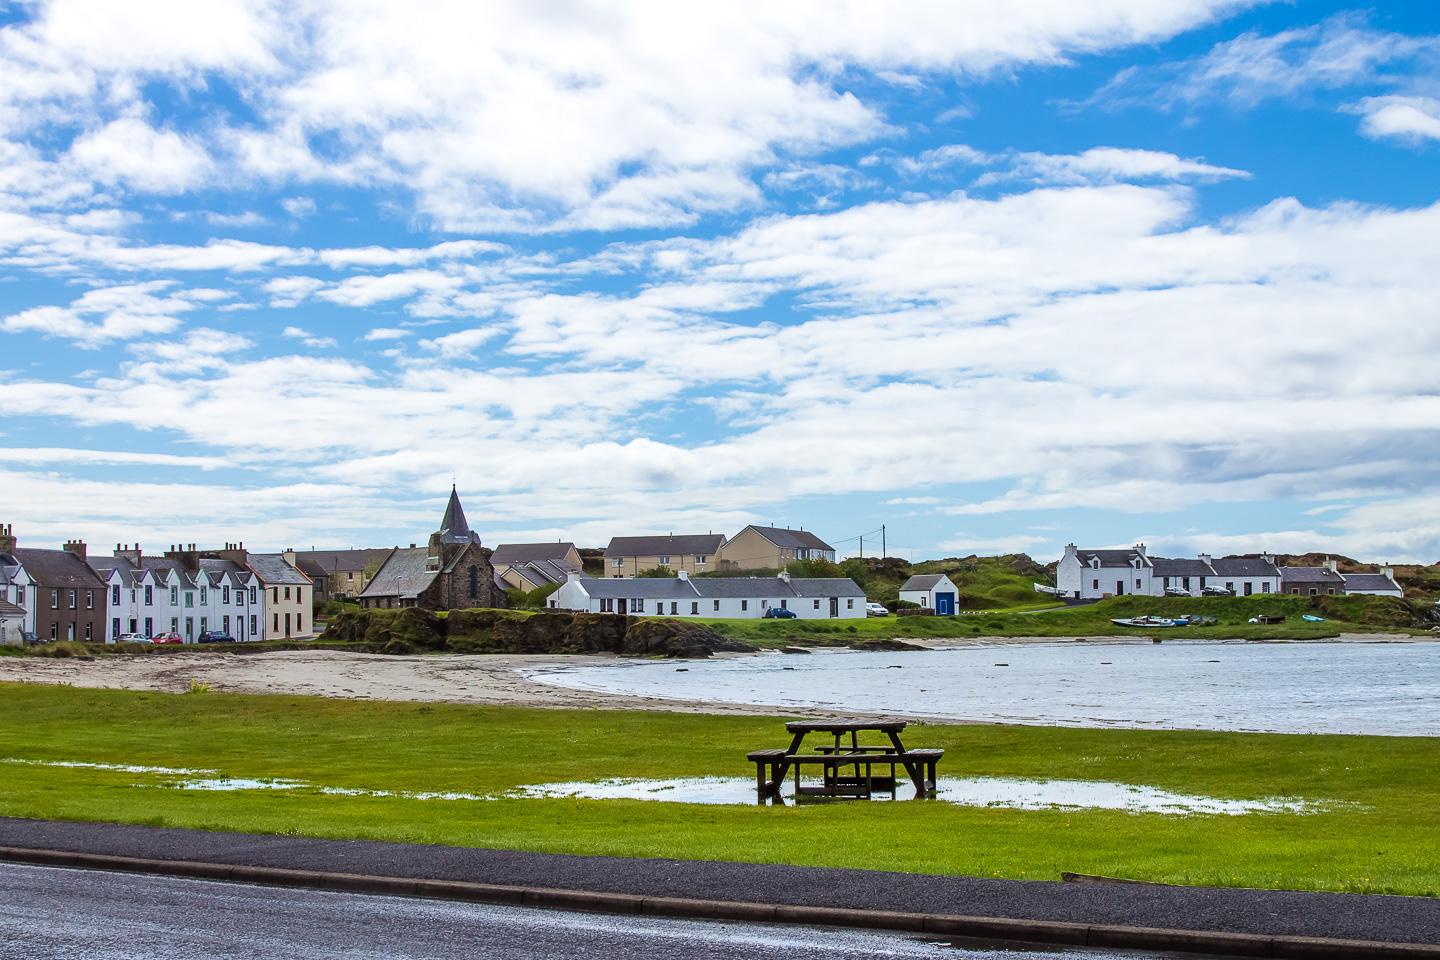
(2, 683), (1436, 896)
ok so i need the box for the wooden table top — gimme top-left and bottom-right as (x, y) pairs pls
(784, 719), (908, 734)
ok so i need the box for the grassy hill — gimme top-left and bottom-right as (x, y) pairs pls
(838, 553), (1052, 611)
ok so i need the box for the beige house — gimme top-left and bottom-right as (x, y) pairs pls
(255, 551), (315, 639)
(716, 525), (837, 572)
(493, 542), (582, 590)
(602, 534), (726, 579)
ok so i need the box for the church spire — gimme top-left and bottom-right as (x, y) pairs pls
(438, 484), (479, 544)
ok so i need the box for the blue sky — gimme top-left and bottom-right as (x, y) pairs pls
(2, 0), (1439, 562)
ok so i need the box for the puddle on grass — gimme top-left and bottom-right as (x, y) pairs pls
(3, 757), (1330, 816)
(506, 775), (1326, 815)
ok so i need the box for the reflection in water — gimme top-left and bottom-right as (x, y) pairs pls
(507, 775), (1330, 815)
(528, 640), (1440, 735)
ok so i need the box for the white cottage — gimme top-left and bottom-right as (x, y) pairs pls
(0, 598), (25, 645)
(549, 571), (865, 620)
(898, 574), (960, 614)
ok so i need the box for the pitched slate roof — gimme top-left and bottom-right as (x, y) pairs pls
(293, 549), (393, 577)
(604, 534), (726, 558)
(576, 578), (696, 600)
(1211, 557), (1280, 577)
(247, 553), (311, 586)
(10, 548), (106, 589)
(900, 574), (946, 591)
(492, 542), (577, 566)
(1280, 566), (1345, 583)
(1078, 549), (1150, 567)
(507, 559), (576, 587)
(1151, 558), (1214, 577)
(690, 577), (791, 599)
(1341, 573), (1401, 592)
(359, 548), (439, 599)
(788, 578), (866, 598)
(744, 525), (835, 552)
(0, 599), (25, 617)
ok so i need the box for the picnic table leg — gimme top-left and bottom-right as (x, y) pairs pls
(886, 730), (926, 795)
(755, 760), (767, 802)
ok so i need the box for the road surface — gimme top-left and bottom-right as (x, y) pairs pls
(0, 863), (1164, 960)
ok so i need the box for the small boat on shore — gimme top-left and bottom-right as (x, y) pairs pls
(1111, 616), (1184, 628)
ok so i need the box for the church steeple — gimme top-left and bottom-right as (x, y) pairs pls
(437, 484), (480, 545)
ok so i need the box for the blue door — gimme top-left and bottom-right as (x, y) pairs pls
(935, 592), (955, 615)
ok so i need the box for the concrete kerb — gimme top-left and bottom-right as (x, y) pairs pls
(1, 845), (1436, 959)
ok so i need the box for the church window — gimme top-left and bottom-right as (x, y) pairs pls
(469, 566), (478, 599)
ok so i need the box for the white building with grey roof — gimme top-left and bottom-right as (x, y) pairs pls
(1056, 544), (1282, 599)
(549, 570), (865, 619)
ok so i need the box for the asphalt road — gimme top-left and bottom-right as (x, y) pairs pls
(0, 863), (1162, 960)
(3, 817), (1437, 945)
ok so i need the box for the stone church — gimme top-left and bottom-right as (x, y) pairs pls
(358, 486), (505, 610)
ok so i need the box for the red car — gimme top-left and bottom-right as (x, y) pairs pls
(150, 632), (184, 645)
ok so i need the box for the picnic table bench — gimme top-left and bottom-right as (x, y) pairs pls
(747, 720), (942, 802)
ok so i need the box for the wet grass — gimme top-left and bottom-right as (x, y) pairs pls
(1, 683), (1437, 896)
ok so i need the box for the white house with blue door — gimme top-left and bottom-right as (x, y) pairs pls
(899, 574), (959, 614)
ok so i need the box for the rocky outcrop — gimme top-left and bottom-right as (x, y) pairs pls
(322, 608), (746, 658)
(850, 638), (929, 652)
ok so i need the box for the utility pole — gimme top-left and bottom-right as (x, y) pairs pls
(881, 525), (886, 559)
(859, 535), (864, 559)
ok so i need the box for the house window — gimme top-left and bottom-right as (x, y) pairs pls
(1327, 588), (1336, 595)
(145, 586), (153, 605)
(200, 617), (207, 634)
(111, 618), (119, 639)
(1091, 580), (1098, 590)
(112, 585), (120, 605)
(631, 599), (642, 613)
(223, 586), (230, 603)
(223, 616), (230, 633)
(670, 602), (678, 615)
(49, 623), (57, 640)
(296, 614), (303, 633)
(741, 599), (748, 611)
(284, 587), (291, 600)
(659, 556), (671, 565)
(274, 613), (279, 632)
(1309, 588), (1318, 596)
(51, 590), (59, 609)
(84, 623), (92, 641)
(1261, 584), (1270, 593)
(1135, 579), (1141, 590)
(1226, 582), (1234, 593)
(1181, 577), (1190, 590)
(690, 602), (699, 615)
(144, 617), (152, 637)
(170, 587), (178, 605)
(170, 617), (178, 632)
(250, 615), (257, 635)
(250, 587), (257, 603)
(272, 587), (278, 603)
(713, 600), (720, 612)
(696, 555), (708, 564)
(813, 599), (820, 609)
(613, 558), (624, 568)
(847, 599), (854, 609)
(1244, 582), (1253, 596)
(780, 600), (788, 610)
(200, 588), (207, 605)
(184, 592), (193, 608)
(68, 590), (76, 609)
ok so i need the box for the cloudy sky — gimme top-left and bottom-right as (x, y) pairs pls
(2, 1), (1438, 562)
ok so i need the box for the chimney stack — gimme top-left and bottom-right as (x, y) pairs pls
(62, 539), (87, 562)
(1325, 557), (1338, 574)
(0, 524), (15, 553)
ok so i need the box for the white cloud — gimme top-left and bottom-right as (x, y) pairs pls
(263, 276), (326, 307)
(282, 325), (338, 349)
(0, 281), (221, 347)
(363, 327), (411, 341)
(281, 196), (317, 218)
(978, 146), (1249, 185)
(1, 0), (1258, 231)
(67, 117), (214, 193)
(203, 210), (270, 228)
(1351, 95), (1440, 144)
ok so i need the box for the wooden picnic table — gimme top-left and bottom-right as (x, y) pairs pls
(747, 719), (941, 803)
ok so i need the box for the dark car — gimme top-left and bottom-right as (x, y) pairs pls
(763, 606), (797, 619)
(198, 631), (237, 644)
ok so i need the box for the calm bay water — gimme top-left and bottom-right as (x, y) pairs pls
(528, 640), (1440, 736)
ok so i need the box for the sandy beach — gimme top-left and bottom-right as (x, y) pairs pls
(0, 649), (793, 716)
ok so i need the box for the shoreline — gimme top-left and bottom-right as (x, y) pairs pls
(0, 633), (1426, 726)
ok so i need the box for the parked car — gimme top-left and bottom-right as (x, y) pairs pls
(150, 632), (184, 645)
(865, 602), (890, 617)
(762, 606), (797, 619)
(197, 631), (236, 644)
(114, 633), (151, 644)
